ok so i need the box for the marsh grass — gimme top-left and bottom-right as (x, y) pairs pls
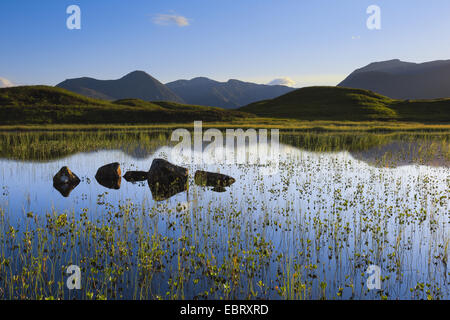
(0, 130), (448, 300)
(0, 130), (173, 161)
(1, 183), (446, 300)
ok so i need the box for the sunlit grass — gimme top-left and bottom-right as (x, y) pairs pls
(1, 120), (450, 132)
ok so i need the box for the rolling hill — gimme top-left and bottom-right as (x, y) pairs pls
(338, 59), (450, 99)
(2, 85), (449, 125)
(166, 77), (294, 108)
(56, 71), (184, 103)
(239, 86), (450, 122)
(0, 86), (252, 125)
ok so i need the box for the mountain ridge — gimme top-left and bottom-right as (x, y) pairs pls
(56, 71), (295, 108)
(56, 71), (185, 103)
(166, 77), (295, 108)
(339, 59), (450, 99)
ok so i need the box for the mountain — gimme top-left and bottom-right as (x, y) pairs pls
(56, 71), (184, 103)
(166, 77), (295, 109)
(239, 86), (450, 122)
(0, 86), (252, 125)
(338, 59), (450, 99)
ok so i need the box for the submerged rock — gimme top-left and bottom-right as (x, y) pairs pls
(148, 159), (189, 201)
(123, 171), (148, 182)
(53, 166), (81, 197)
(194, 170), (235, 188)
(95, 162), (122, 189)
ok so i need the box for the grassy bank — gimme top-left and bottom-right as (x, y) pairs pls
(1, 120), (450, 133)
(1, 86), (449, 128)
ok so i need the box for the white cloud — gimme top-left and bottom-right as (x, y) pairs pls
(0, 77), (15, 88)
(153, 14), (190, 27)
(267, 77), (296, 87)
(252, 74), (346, 88)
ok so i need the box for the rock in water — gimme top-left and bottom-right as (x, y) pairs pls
(96, 162), (121, 179)
(53, 166), (81, 197)
(194, 170), (235, 188)
(53, 166), (81, 185)
(148, 159), (189, 201)
(123, 171), (148, 182)
(95, 162), (122, 189)
(148, 159), (188, 185)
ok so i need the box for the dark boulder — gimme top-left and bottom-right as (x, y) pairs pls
(194, 170), (235, 188)
(53, 167), (81, 197)
(96, 162), (121, 179)
(147, 159), (189, 201)
(123, 171), (148, 182)
(53, 166), (80, 186)
(95, 162), (122, 189)
(148, 159), (188, 185)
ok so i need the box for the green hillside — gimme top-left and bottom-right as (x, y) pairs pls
(0, 86), (251, 125)
(2, 85), (449, 125)
(239, 86), (450, 122)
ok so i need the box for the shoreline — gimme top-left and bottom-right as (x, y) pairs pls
(1, 120), (450, 133)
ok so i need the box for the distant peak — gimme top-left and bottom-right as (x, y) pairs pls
(121, 70), (154, 80)
(351, 59), (417, 75)
(127, 70), (148, 75)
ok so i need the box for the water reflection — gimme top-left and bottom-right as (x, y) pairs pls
(0, 131), (448, 168)
(148, 178), (188, 201)
(53, 180), (80, 197)
(0, 131), (448, 299)
(95, 174), (122, 190)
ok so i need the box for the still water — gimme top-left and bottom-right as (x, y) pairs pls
(0, 131), (448, 299)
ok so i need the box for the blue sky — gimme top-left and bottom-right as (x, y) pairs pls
(1, 0), (450, 87)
